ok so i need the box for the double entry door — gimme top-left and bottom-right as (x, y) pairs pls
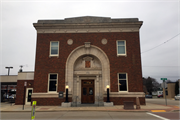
(81, 80), (94, 104)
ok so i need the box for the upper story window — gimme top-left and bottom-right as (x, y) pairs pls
(116, 40), (126, 56)
(118, 73), (128, 92)
(48, 74), (58, 92)
(50, 41), (59, 56)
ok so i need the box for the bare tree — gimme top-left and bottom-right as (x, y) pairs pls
(143, 77), (160, 95)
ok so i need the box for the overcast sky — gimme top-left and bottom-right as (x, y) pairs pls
(0, 0), (179, 83)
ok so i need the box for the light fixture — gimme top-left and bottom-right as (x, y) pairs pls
(65, 85), (69, 103)
(106, 85), (110, 102)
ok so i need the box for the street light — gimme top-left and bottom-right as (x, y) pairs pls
(5, 67), (13, 75)
(65, 85), (69, 103)
(106, 85), (110, 102)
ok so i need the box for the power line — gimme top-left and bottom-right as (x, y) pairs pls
(141, 33), (180, 54)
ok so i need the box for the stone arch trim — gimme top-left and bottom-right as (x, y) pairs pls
(65, 45), (110, 92)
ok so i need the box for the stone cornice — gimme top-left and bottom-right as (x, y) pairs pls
(33, 16), (143, 33)
(33, 22), (142, 33)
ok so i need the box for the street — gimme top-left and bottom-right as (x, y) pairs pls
(1, 111), (179, 120)
(0, 98), (180, 120)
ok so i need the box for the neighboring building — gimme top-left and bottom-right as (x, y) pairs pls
(157, 91), (163, 96)
(15, 72), (34, 105)
(163, 82), (176, 99)
(152, 87), (163, 96)
(0, 75), (17, 101)
(15, 16), (145, 106)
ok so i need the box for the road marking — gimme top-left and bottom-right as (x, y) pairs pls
(147, 112), (169, 120)
(151, 110), (166, 112)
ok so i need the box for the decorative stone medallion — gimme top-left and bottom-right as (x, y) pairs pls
(67, 39), (73, 45)
(101, 38), (107, 45)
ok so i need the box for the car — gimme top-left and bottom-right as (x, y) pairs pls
(145, 95), (152, 98)
(174, 94), (180, 100)
(158, 94), (163, 98)
(8, 94), (15, 99)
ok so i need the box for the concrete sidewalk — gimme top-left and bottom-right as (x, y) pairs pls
(1, 102), (179, 112)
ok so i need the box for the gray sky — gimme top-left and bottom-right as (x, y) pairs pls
(0, 0), (179, 83)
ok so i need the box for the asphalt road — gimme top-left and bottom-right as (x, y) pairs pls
(145, 98), (180, 106)
(1, 98), (179, 120)
(1, 111), (179, 120)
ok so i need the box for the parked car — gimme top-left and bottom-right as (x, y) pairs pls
(145, 95), (152, 98)
(174, 94), (180, 100)
(158, 94), (163, 98)
(8, 94), (15, 99)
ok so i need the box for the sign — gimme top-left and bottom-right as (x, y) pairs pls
(31, 101), (37, 120)
(161, 78), (167, 80)
(59, 91), (64, 98)
(24, 82), (27, 86)
(161, 83), (167, 88)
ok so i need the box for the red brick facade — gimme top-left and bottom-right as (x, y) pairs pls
(34, 32), (143, 92)
(32, 32), (144, 105)
(15, 80), (34, 105)
(31, 98), (72, 106)
(104, 97), (145, 105)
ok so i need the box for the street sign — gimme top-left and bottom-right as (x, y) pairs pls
(31, 101), (37, 120)
(161, 78), (167, 80)
(24, 82), (27, 86)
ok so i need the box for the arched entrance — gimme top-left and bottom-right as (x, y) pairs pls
(65, 42), (110, 106)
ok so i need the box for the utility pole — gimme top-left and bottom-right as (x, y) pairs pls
(5, 67), (13, 75)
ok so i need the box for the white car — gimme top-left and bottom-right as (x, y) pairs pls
(174, 94), (180, 100)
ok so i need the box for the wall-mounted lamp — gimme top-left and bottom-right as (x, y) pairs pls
(106, 85), (110, 102)
(65, 85), (69, 103)
(29, 83), (31, 86)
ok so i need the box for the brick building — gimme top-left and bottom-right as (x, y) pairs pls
(15, 16), (145, 106)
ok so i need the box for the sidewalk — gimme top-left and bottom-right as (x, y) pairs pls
(1, 102), (179, 112)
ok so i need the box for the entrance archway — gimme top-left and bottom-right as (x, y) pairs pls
(65, 43), (110, 105)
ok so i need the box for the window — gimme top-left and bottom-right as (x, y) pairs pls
(48, 74), (58, 92)
(118, 73), (128, 91)
(117, 40), (126, 56)
(50, 41), (59, 56)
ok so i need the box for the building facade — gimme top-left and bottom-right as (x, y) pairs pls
(1, 75), (17, 102)
(15, 16), (145, 106)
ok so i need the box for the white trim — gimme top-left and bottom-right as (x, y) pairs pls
(49, 41), (59, 57)
(65, 45), (110, 94)
(47, 73), (58, 93)
(118, 73), (128, 92)
(116, 40), (127, 56)
(25, 88), (33, 105)
(31, 93), (73, 98)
